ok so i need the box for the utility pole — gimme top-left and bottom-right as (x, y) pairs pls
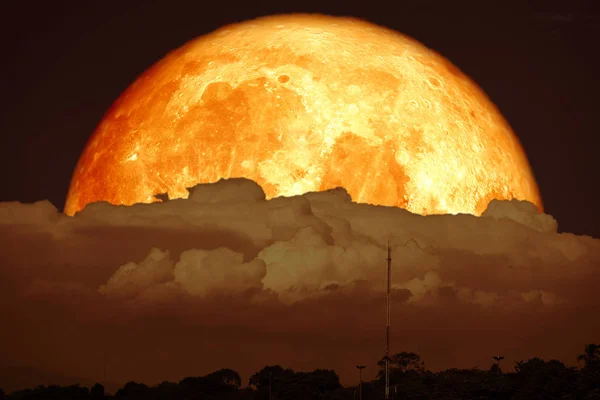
(356, 365), (365, 400)
(269, 371), (272, 400)
(385, 241), (392, 400)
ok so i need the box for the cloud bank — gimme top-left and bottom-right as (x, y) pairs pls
(0, 178), (598, 391)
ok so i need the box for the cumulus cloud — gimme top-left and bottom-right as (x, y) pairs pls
(0, 178), (598, 391)
(99, 248), (175, 299)
(482, 198), (558, 233)
(174, 247), (266, 296)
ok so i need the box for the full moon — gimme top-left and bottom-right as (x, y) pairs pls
(65, 14), (542, 216)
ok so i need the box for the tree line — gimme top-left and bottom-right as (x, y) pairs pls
(2, 343), (598, 399)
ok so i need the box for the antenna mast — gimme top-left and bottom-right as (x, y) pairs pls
(385, 241), (391, 400)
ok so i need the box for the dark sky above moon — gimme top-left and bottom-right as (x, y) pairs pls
(0, 0), (599, 237)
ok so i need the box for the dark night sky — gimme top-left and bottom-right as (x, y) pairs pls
(0, 0), (598, 237)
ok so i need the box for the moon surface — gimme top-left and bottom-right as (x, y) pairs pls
(65, 14), (542, 216)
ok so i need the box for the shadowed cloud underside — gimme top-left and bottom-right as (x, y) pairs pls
(0, 178), (595, 390)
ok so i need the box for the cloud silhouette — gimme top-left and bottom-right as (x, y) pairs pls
(0, 178), (598, 391)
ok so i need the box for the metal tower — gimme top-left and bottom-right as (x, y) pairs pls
(385, 241), (392, 400)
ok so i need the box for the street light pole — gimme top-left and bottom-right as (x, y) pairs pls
(356, 365), (365, 400)
(492, 356), (505, 377)
(269, 371), (272, 400)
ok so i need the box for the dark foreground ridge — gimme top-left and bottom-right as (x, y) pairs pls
(2, 344), (599, 399)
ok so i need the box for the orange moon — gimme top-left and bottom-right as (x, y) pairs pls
(65, 14), (542, 216)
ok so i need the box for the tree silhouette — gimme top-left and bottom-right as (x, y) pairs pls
(4, 344), (600, 399)
(374, 352), (430, 399)
(90, 383), (104, 399)
(153, 381), (180, 399)
(8, 384), (90, 400)
(178, 376), (207, 398)
(115, 381), (150, 399)
(377, 352), (424, 377)
(512, 357), (579, 398)
(248, 366), (341, 399)
(513, 360), (524, 373)
(577, 343), (600, 397)
(578, 343), (600, 369)
(248, 365), (295, 391)
(177, 369), (242, 399)
(206, 368), (242, 390)
(301, 369), (342, 394)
